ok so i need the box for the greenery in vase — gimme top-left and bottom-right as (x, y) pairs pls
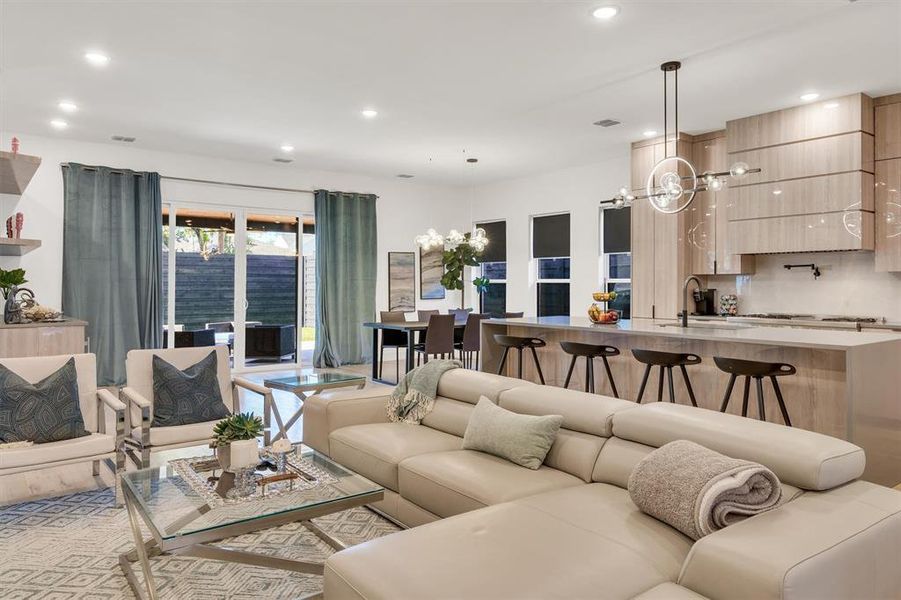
(441, 232), (486, 310)
(212, 412), (264, 447)
(0, 268), (27, 299)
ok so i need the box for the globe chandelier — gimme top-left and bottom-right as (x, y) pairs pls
(414, 227), (488, 252)
(605, 61), (761, 214)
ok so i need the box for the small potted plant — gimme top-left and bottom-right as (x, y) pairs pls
(212, 412), (264, 472)
(0, 268), (27, 300)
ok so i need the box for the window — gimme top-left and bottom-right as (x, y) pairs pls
(533, 213), (571, 317)
(600, 206), (631, 319)
(476, 221), (507, 316)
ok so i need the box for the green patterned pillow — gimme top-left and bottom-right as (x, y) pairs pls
(151, 351), (230, 427)
(0, 357), (90, 444)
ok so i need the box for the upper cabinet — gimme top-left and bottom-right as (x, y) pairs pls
(874, 94), (901, 272)
(726, 93), (875, 254)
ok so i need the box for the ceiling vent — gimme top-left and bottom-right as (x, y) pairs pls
(593, 119), (621, 127)
(272, 157), (293, 163)
(110, 135), (136, 142)
(396, 174), (414, 179)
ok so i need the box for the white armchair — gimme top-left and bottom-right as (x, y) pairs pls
(0, 353), (126, 506)
(120, 346), (274, 468)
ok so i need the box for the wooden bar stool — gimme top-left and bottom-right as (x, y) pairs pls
(714, 357), (795, 426)
(631, 349), (701, 406)
(559, 341), (620, 397)
(493, 334), (546, 384)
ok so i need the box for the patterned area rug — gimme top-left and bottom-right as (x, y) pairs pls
(0, 488), (400, 599)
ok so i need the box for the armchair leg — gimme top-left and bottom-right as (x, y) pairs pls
(92, 459), (101, 477)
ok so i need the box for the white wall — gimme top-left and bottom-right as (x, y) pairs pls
(0, 132), (467, 316)
(467, 154), (630, 315)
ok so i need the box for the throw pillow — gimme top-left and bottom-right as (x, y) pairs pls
(0, 357), (90, 444)
(151, 351), (230, 427)
(462, 397), (563, 469)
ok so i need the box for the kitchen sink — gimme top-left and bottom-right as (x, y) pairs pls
(658, 322), (753, 331)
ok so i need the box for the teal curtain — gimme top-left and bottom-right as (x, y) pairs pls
(62, 164), (162, 386)
(314, 190), (377, 367)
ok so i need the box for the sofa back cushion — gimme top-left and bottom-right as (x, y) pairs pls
(0, 354), (98, 432)
(436, 370), (533, 405)
(421, 397), (474, 438)
(611, 403), (865, 491)
(495, 384), (637, 482)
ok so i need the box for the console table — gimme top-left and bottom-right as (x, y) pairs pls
(0, 319), (88, 358)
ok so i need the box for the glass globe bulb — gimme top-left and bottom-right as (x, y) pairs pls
(613, 197), (625, 208)
(619, 186), (629, 196)
(730, 162), (750, 179)
(701, 171), (716, 184)
(708, 178), (724, 192)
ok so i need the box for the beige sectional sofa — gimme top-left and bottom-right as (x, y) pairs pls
(302, 369), (901, 600)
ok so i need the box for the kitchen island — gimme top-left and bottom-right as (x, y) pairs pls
(481, 316), (901, 486)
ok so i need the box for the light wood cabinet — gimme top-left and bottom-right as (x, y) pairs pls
(728, 211), (874, 254)
(875, 101), (901, 161)
(0, 322), (88, 358)
(730, 172), (873, 220)
(875, 158), (901, 272)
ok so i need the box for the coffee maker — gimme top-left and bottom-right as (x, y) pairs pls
(692, 288), (717, 316)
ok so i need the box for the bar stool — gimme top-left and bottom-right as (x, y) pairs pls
(493, 334), (546, 384)
(713, 357), (795, 426)
(560, 341), (620, 397)
(631, 349), (700, 406)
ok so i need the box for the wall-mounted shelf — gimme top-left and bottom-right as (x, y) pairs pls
(0, 238), (41, 256)
(0, 151), (42, 195)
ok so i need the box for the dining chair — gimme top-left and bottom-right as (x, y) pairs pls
(415, 314), (456, 364)
(457, 313), (488, 369)
(449, 308), (473, 345)
(417, 310), (439, 345)
(379, 311), (409, 383)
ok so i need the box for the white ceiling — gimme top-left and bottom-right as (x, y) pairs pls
(2, 0), (899, 185)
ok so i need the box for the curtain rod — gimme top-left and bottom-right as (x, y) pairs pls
(60, 163), (378, 198)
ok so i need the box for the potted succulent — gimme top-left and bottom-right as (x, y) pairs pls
(212, 412), (264, 472)
(0, 268), (27, 300)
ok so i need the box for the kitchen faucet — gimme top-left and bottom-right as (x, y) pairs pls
(682, 276), (703, 328)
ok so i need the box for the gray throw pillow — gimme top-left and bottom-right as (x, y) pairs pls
(463, 397), (563, 469)
(151, 351), (230, 427)
(0, 357), (90, 444)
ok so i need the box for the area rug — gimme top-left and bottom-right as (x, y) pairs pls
(0, 488), (400, 599)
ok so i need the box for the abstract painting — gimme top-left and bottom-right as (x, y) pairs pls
(419, 245), (445, 300)
(388, 252), (415, 311)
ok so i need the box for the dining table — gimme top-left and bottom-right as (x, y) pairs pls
(362, 319), (466, 384)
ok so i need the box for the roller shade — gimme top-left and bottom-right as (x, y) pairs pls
(532, 213), (570, 258)
(477, 220), (506, 262)
(602, 207), (631, 254)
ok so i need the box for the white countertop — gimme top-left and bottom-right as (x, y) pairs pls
(483, 316), (901, 351)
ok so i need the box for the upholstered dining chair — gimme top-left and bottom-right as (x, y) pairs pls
(0, 353), (127, 505)
(448, 308), (473, 345)
(414, 314), (456, 364)
(120, 345), (273, 468)
(379, 311), (409, 383)
(457, 313), (488, 369)
(417, 309), (439, 345)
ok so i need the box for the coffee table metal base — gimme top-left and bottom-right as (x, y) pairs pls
(263, 375), (366, 444)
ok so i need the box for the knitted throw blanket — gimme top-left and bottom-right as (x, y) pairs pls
(628, 439), (782, 540)
(387, 359), (461, 424)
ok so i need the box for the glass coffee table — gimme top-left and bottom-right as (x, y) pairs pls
(119, 444), (383, 600)
(262, 371), (367, 443)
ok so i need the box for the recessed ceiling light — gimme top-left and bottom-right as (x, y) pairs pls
(50, 119), (68, 129)
(280, 144), (294, 152)
(84, 52), (111, 67)
(800, 92), (819, 102)
(592, 5), (619, 19)
(772, 189), (783, 195)
(824, 101), (840, 109)
(642, 130), (657, 137)
(58, 101), (78, 113)
(361, 109), (378, 119)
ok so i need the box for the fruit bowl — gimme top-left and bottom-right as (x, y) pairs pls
(592, 291), (618, 302)
(588, 304), (620, 325)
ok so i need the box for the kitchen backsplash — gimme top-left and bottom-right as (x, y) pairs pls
(707, 251), (901, 321)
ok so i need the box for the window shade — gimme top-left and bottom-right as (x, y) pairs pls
(477, 221), (506, 263)
(602, 207), (631, 254)
(532, 213), (570, 258)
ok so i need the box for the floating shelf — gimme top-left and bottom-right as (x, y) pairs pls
(0, 238), (41, 256)
(0, 151), (42, 195)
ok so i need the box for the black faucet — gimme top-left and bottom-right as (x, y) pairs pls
(681, 276), (703, 328)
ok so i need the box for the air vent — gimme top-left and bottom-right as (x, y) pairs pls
(593, 119), (621, 128)
(272, 157), (293, 163)
(396, 174), (414, 179)
(110, 135), (136, 142)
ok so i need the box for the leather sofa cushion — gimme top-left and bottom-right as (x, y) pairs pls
(325, 502), (675, 600)
(0, 432), (114, 469)
(612, 403), (865, 491)
(420, 396), (474, 438)
(131, 421), (215, 447)
(329, 423), (463, 491)
(499, 383), (637, 437)
(514, 483), (693, 582)
(632, 583), (708, 599)
(435, 369), (533, 405)
(398, 449), (582, 518)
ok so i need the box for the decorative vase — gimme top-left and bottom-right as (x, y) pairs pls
(229, 438), (260, 470)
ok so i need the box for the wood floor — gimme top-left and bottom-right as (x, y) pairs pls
(0, 360), (401, 507)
